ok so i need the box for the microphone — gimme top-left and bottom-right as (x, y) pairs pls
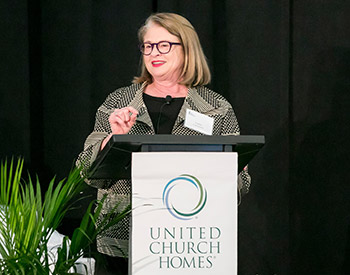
(156, 95), (172, 134)
(165, 95), (172, 105)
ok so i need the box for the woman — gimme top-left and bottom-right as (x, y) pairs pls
(77, 12), (250, 274)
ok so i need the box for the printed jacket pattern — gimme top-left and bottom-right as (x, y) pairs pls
(77, 82), (251, 257)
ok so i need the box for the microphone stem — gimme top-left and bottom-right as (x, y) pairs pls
(156, 96), (172, 134)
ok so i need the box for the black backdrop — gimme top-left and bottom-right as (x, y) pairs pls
(1, 1), (349, 274)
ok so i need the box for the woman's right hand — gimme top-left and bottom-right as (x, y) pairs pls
(109, 106), (138, 134)
(101, 106), (139, 150)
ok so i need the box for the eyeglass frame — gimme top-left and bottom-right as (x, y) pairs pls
(139, 41), (182, 55)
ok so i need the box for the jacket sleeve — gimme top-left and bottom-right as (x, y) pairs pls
(76, 95), (116, 188)
(221, 101), (252, 199)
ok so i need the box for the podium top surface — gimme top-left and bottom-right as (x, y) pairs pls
(107, 134), (264, 145)
(88, 134), (265, 180)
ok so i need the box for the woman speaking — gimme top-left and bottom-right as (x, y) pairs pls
(77, 12), (250, 275)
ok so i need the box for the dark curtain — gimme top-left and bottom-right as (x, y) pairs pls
(1, 0), (349, 274)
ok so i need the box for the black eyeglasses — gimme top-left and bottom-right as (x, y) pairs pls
(140, 41), (182, 55)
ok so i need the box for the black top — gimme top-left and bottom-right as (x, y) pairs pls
(143, 93), (185, 134)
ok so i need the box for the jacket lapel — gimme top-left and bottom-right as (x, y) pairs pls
(128, 83), (154, 132)
(173, 87), (216, 132)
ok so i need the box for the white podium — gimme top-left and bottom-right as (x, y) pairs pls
(88, 135), (264, 275)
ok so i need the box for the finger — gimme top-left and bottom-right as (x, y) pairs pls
(115, 115), (128, 128)
(118, 111), (128, 122)
(113, 109), (128, 122)
(114, 107), (138, 117)
(125, 106), (139, 115)
(124, 107), (139, 120)
(129, 111), (138, 120)
(109, 112), (118, 124)
(111, 107), (138, 126)
(112, 120), (128, 134)
(122, 108), (136, 121)
(126, 118), (137, 128)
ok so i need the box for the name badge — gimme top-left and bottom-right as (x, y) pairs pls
(184, 109), (214, 135)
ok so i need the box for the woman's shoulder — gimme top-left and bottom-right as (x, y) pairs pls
(102, 83), (143, 107)
(192, 86), (232, 107)
(109, 83), (143, 98)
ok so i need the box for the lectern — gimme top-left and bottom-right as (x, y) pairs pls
(88, 135), (264, 180)
(88, 135), (264, 275)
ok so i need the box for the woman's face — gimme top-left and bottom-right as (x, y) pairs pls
(143, 23), (184, 83)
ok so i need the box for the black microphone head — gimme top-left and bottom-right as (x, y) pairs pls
(165, 95), (172, 105)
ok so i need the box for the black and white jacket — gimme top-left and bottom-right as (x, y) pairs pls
(77, 82), (251, 257)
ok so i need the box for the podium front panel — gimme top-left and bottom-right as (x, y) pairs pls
(131, 152), (238, 275)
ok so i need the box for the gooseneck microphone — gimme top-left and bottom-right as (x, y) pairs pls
(156, 95), (173, 133)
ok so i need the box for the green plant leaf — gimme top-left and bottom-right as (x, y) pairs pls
(0, 158), (130, 274)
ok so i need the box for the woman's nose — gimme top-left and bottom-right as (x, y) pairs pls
(150, 46), (161, 56)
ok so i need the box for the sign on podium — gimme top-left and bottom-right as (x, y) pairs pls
(131, 152), (238, 275)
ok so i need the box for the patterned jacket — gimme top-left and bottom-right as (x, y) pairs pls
(76, 82), (251, 257)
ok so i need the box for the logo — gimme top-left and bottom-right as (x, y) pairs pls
(162, 174), (207, 220)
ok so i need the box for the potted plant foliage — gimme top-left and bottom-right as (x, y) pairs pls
(0, 158), (129, 274)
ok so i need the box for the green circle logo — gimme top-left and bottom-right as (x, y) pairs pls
(162, 174), (207, 220)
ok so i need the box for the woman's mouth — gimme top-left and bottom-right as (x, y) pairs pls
(151, 61), (166, 67)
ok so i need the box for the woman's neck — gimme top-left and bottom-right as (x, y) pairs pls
(145, 80), (188, 98)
